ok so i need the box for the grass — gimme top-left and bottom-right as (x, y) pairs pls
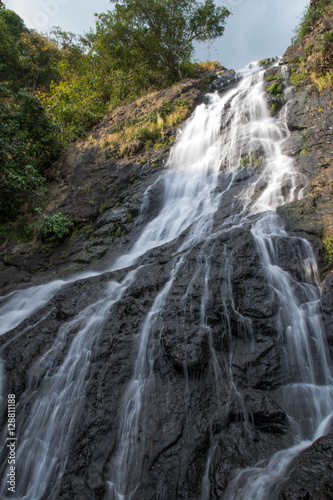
(289, 2), (333, 92)
(323, 233), (333, 265)
(97, 99), (191, 158)
(310, 70), (333, 91)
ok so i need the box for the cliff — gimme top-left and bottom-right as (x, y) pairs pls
(0, 76), (213, 295)
(0, 8), (333, 499)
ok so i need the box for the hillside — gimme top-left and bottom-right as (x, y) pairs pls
(0, 74), (223, 294)
(0, 1), (333, 499)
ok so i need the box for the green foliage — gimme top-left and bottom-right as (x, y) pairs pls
(0, 8), (62, 92)
(37, 212), (73, 243)
(304, 43), (314, 57)
(39, 61), (107, 145)
(148, 99), (189, 121)
(289, 68), (308, 86)
(323, 233), (333, 265)
(202, 74), (216, 84)
(240, 155), (263, 167)
(266, 74), (281, 82)
(114, 222), (122, 238)
(180, 60), (202, 78)
(293, 0), (332, 43)
(0, 1), (231, 228)
(266, 81), (283, 97)
(0, 84), (60, 221)
(92, 0), (231, 83)
(258, 59), (270, 66)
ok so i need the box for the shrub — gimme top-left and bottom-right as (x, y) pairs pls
(37, 212), (73, 243)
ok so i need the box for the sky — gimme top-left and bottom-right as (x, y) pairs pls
(5, 0), (310, 71)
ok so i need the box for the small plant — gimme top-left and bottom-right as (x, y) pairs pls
(36, 211), (73, 243)
(304, 43), (314, 58)
(270, 103), (278, 116)
(266, 81), (283, 97)
(240, 157), (247, 167)
(202, 75), (216, 85)
(266, 75), (282, 82)
(323, 233), (333, 265)
(289, 69), (308, 86)
(259, 59), (270, 66)
(114, 222), (122, 238)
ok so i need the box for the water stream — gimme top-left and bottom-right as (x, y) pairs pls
(0, 62), (332, 499)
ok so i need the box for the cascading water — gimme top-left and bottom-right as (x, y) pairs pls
(0, 61), (332, 499)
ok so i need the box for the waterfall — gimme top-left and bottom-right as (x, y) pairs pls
(0, 62), (332, 499)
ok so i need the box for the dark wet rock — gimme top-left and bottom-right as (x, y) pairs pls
(278, 433), (333, 500)
(231, 337), (284, 390)
(1, 27), (333, 500)
(210, 69), (238, 92)
(277, 85), (333, 273)
(321, 272), (333, 349)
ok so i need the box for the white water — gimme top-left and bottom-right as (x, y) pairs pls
(0, 62), (332, 499)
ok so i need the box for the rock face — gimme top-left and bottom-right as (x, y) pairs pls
(0, 28), (333, 500)
(0, 78), (206, 295)
(279, 432), (333, 499)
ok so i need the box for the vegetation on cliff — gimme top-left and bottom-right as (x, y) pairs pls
(0, 0), (230, 229)
(288, 0), (333, 91)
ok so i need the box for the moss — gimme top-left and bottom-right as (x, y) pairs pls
(323, 233), (333, 265)
(3, 254), (18, 264)
(241, 157), (247, 167)
(201, 74), (217, 85)
(79, 222), (94, 234)
(114, 223), (122, 238)
(299, 130), (310, 151)
(289, 69), (308, 86)
(266, 82), (283, 97)
(240, 155), (263, 167)
(266, 75), (282, 82)
(300, 149), (307, 156)
(270, 103), (278, 116)
(79, 182), (91, 193)
(259, 59), (270, 66)
(305, 43), (314, 58)
(99, 199), (114, 214)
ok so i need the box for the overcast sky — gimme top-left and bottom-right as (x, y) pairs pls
(6, 0), (310, 70)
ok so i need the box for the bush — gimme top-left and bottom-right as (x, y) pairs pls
(0, 84), (60, 221)
(38, 212), (73, 243)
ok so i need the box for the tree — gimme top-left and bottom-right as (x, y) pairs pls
(0, 8), (28, 86)
(93, 0), (231, 82)
(19, 31), (61, 92)
(0, 84), (60, 220)
(0, 8), (62, 91)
